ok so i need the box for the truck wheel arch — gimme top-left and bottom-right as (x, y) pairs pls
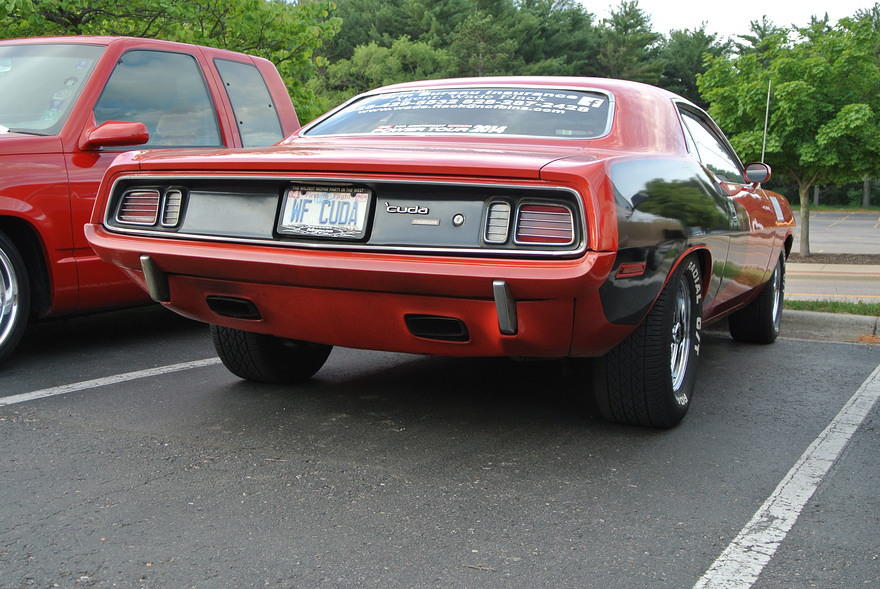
(0, 217), (51, 318)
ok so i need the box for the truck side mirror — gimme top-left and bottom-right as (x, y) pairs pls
(79, 121), (149, 150)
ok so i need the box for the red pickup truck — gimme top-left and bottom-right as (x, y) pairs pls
(0, 36), (299, 363)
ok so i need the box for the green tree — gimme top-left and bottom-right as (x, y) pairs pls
(314, 35), (452, 111)
(734, 16), (788, 57)
(658, 25), (730, 106)
(699, 17), (880, 255)
(594, 0), (662, 83)
(321, 0), (422, 61)
(511, 0), (598, 76)
(0, 0), (341, 122)
(448, 10), (518, 77)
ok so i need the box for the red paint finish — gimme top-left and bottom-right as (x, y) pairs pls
(0, 36), (298, 321)
(86, 76), (795, 359)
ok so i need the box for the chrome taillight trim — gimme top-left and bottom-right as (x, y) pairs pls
(103, 175), (588, 258)
(115, 189), (161, 226)
(513, 202), (576, 246)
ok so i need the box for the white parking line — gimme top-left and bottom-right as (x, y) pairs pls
(693, 362), (880, 589)
(0, 358), (222, 407)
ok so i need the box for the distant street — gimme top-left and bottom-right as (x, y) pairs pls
(792, 211), (880, 255)
(786, 264), (880, 302)
(786, 211), (880, 302)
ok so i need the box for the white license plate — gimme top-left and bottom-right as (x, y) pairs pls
(278, 186), (371, 239)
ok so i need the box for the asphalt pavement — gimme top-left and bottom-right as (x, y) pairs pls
(0, 210), (876, 588)
(0, 305), (877, 589)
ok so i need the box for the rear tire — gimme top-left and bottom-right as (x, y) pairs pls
(591, 256), (703, 428)
(211, 325), (332, 384)
(728, 254), (785, 344)
(0, 230), (30, 365)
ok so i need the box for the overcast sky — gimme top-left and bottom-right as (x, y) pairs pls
(591, 0), (878, 38)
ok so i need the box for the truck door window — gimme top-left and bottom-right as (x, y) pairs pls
(214, 58), (284, 147)
(94, 50), (221, 148)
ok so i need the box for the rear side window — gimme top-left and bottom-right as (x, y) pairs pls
(215, 58), (284, 147)
(680, 110), (743, 184)
(94, 50), (221, 148)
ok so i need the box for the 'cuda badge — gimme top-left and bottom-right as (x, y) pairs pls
(385, 201), (429, 215)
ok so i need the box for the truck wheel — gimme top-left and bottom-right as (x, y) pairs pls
(728, 254), (784, 344)
(592, 256), (703, 428)
(210, 324), (332, 384)
(0, 230), (30, 365)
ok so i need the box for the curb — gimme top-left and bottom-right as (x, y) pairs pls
(786, 263), (880, 279)
(780, 309), (879, 344)
(707, 310), (879, 343)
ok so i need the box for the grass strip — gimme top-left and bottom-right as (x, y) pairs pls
(785, 300), (880, 316)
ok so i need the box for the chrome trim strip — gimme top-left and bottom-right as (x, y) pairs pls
(493, 280), (517, 335)
(103, 175), (588, 258)
(298, 83), (616, 141)
(140, 255), (170, 302)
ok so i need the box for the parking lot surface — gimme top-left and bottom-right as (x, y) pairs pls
(1, 307), (878, 588)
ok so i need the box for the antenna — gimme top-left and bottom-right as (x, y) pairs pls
(761, 79), (771, 163)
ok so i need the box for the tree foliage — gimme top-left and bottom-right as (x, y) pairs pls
(699, 12), (880, 254)
(595, 1), (662, 83)
(0, 0), (341, 121)
(314, 36), (451, 111)
(658, 26), (730, 106)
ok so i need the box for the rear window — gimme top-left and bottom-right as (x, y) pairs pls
(303, 87), (611, 139)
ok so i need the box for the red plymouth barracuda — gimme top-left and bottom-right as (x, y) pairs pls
(86, 77), (795, 428)
(0, 36), (298, 363)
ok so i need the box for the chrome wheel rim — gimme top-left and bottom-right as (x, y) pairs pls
(670, 276), (691, 398)
(770, 262), (783, 332)
(0, 247), (20, 348)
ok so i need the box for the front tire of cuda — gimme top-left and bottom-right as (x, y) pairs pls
(728, 254), (785, 344)
(0, 230), (30, 365)
(591, 256), (703, 428)
(211, 325), (332, 384)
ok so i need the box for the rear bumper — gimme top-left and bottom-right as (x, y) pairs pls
(86, 225), (630, 357)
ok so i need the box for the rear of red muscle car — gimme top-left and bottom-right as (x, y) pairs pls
(87, 77), (792, 429)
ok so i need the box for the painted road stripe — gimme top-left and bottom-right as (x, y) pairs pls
(0, 358), (222, 407)
(693, 362), (880, 589)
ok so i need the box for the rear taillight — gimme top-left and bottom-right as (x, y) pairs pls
(514, 203), (575, 245)
(115, 190), (160, 225)
(484, 201), (512, 244)
(161, 189), (183, 227)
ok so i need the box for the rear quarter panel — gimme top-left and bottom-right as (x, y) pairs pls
(542, 154), (733, 325)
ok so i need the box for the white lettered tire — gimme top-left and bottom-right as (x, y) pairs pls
(592, 256), (703, 428)
(729, 254), (785, 344)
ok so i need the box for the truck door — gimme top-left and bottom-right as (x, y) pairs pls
(68, 48), (226, 309)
